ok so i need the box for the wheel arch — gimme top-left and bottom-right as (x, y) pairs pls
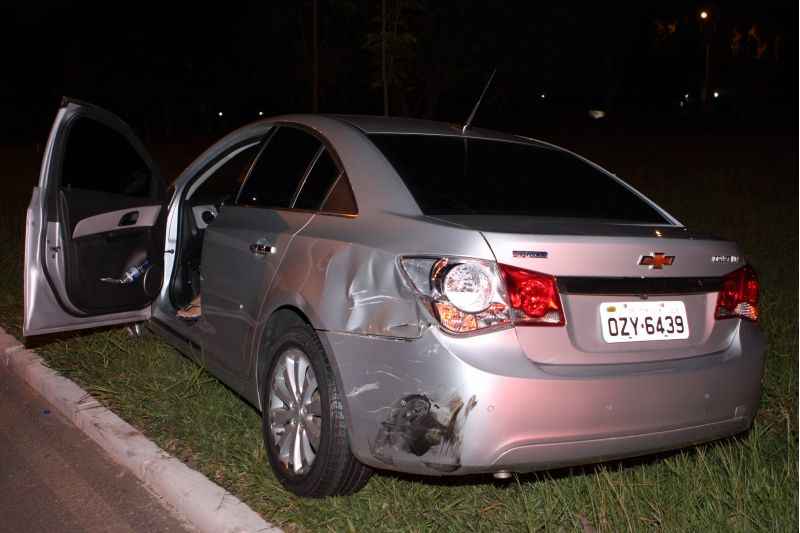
(254, 306), (309, 409)
(253, 305), (354, 443)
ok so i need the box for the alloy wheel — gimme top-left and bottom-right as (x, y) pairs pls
(268, 347), (322, 475)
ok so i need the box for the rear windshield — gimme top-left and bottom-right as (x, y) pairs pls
(369, 134), (667, 224)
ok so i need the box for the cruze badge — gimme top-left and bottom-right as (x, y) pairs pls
(638, 252), (675, 269)
(711, 255), (739, 264)
(512, 250), (548, 259)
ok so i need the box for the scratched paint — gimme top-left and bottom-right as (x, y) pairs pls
(347, 382), (380, 398)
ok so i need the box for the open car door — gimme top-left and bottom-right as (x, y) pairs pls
(23, 98), (166, 336)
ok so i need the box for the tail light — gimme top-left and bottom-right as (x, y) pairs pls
(499, 264), (565, 326)
(400, 257), (511, 333)
(399, 257), (565, 334)
(715, 265), (759, 321)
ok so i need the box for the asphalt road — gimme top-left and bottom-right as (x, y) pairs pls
(0, 363), (192, 533)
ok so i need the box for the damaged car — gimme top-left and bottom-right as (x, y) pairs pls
(24, 98), (765, 497)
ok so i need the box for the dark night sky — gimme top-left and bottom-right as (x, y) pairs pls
(2, 2), (796, 143)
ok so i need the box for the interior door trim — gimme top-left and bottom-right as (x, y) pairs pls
(72, 205), (162, 238)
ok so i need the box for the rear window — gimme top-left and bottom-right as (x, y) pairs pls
(369, 134), (666, 223)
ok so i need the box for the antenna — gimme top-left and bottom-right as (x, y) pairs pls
(462, 68), (497, 134)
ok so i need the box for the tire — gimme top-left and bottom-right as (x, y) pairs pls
(261, 322), (372, 497)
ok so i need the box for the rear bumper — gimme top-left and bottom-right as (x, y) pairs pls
(320, 321), (764, 476)
(491, 416), (749, 473)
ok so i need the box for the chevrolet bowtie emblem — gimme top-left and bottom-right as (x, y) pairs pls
(638, 252), (675, 269)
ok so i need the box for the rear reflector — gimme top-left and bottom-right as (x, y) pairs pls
(715, 265), (759, 321)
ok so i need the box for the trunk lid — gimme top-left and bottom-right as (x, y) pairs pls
(435, 215), (743, 365)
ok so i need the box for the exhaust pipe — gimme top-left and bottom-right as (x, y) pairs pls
(493, 470), (512, 480)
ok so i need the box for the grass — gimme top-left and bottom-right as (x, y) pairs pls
(0, 134), (796, 532)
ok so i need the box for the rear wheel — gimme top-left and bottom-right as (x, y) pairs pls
(261, 323), (372, 497)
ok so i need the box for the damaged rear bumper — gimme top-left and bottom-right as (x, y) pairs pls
(319, 321), (764, 476)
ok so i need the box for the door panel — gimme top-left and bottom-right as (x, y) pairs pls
(199, 207), (313, 376)
(59, 189), (163, 313)
(197, 125), (324, 377)
(23, 98), (165, 336)
(25, 190), (158, 335)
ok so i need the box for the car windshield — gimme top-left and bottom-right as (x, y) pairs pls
(368, 134), (667, 224)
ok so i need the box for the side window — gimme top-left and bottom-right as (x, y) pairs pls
(237, 127), (321, 208)
(187, 142), (260, 203)
(321, 175), (358, 214)
(294, 148), (341, 210)
(61, 117), (153, 197)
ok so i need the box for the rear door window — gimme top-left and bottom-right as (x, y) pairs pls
(369, 134), (667, 223)
(238, 127), (321, 208)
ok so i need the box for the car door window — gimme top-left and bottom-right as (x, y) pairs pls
(61, 117), (154, 198)
(187, 142), (260, 202)
(237, 127), (321, 208)
(293, 148), (341, 210)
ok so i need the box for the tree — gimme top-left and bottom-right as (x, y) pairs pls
(365, 0), (419, 116)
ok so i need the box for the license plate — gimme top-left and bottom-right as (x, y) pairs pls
(600, 301), (689, 343)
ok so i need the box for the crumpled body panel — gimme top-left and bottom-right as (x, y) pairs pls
(265, 211), (493, 339)
(322, 244), (423, 337)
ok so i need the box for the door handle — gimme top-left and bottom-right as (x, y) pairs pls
(250, 242), (276, 256)
(118, 211), (140, 226)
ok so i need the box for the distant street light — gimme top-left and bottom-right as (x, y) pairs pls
(713, 91), (719, 99)
(258, 111), (264, 116)
(218, 111), (224, 117)
(700, 10), (709, 20)
(539, 93), (546, 99)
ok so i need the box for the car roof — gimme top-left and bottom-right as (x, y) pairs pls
(325, 114), (536, 144)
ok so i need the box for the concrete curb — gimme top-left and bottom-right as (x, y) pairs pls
(0, 328), (282, 533)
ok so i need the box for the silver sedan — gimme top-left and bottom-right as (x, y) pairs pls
(25, 99), (764, 497)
